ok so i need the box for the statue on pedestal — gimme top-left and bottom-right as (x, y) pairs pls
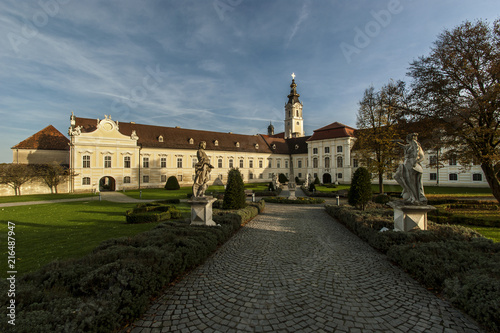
(193, 141), (214, 198)
(393, 133), (427, 204)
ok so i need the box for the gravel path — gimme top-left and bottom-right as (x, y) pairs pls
(124, 203), (482, 333)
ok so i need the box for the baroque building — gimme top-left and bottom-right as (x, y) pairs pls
(5, 76), (488, 195)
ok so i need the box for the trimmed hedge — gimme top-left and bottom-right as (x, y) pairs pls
(125, 202), (182, 223)
(164, 176), (180, 190)
(301, 185), (345, 198)
(0, 201), (264, 333)
(262, 196), (325, 204)
(325, 205), (500, 332)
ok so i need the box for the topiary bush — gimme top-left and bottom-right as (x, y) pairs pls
(223, 168), (246, 210)
(164, 176), (180, 190)
(348, 167), (372, 210)
(314, 176), (321, 185)
(278, 173), (288, 183)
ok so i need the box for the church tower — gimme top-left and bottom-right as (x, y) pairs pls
(284, 73), (304, 139)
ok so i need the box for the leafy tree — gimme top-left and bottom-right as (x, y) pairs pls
(348, 167), (372, 210)
(407, 19), (500, 203)
(355, 81), (406, 193)
(164, 176), (180, 190)
(223, 168), (246, 209)
(0, 163), (34, 195)
(34, 162), (73, 194)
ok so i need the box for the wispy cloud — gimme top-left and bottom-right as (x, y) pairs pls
(286, 0), (311, 47)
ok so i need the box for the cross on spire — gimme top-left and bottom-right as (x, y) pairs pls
(291, 72), (296, 80)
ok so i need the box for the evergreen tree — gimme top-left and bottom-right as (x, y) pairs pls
(164, 176), (180, 190)
(278, 173), (288, 183)
(223, 168), (246, 209)
(348, 167), (372, 210)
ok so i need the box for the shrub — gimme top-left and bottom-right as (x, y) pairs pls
(308, 183), (316, 192)
(278, 173), (288, 183)
(348, 167), (372, 210)
(0, 202), (265, 333)
(223, 168), (246, 210)
(268, 181), (275, 191)
(164, 176), (180, 190)
(314, 176), (320, 185)
(125, 203), (182, 223)
(373, 194), (391, 205)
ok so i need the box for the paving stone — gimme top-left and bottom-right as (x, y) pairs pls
(122, 203), (485, 333)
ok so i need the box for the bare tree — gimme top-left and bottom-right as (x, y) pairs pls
(355, 80), (407, 193)
(407, 19), (500, 202)
(34, 162), (73, 194)
(0, 163), (34, 196)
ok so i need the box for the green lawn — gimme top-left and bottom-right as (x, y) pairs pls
(0, 200), (190, 277)
(466, 225), (500, 242)
(0, 192), (96, 204)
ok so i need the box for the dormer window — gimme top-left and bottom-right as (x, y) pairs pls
(255, 144), (259, 149)
(295, 144), (299, 150)
(235, 142), (240, 147)
(158, 135), (164, 142)
(272, 144), (276, 150)
(214, 140), (219, 146)
(189, 138), (194, 145)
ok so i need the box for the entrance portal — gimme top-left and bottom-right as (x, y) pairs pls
(99, 176), (116, 191)
(323, 173), (332, 184)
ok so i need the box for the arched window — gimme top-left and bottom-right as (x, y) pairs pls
(337, 156), (343, 168)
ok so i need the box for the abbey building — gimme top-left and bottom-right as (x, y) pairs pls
(6, 77), (488, 195)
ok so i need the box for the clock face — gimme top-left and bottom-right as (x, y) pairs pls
(102, 122), (113, 131)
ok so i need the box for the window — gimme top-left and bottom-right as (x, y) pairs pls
(473, 173), (483, 181)
(124, 176), (131, 184)
(143, 175), (149, 183)
(325, 147), (330, 154)
(353, 159), (359, 168)
(277, 160), (281, 168)
(161, 157), (167, 168)
(249, 172), (253, 180)
(313, 158), (318, 168)
(325, 157), (330, 168)
(259, 173), (263, 179)
(82, 177), (91, 185)
(313, 148), (318, 155)
(429, 156), (437, 166)
(259, 160), (263, 168)
(143, 157), (149, 168)
(337, 146), (343, 153)
(83, 155), (90, 168)
(297, 160), (302, 168)
(249, 160), (254, 168)
(124, 156), (131, 168)
(449, 155), (457, 166)
(285, 160), (289, 168)
(239, 159), (244, 168)
(298, 173), (302, 178)
(104, 156), (112, 168)
(337, 156), (343, 168)
(177, 157), (183, 168)
(449, 173), (458, 181)
(178, 175), (183, 182)
(430, 173), (437, 181)
(268, 159), (272, 168)
(229, 159), (234, 168)
(158, 135), (163, 142)
(218, 158), (223, 168)
(269, 173), (273, 179)
(161, 175), (167, 182)
(337, 173), (343, 179)
(192, 158), (197, 168)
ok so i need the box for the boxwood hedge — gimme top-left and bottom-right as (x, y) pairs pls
(0, 201), (264, 333)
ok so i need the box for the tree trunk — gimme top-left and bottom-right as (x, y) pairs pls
(481, 163), (500, 204)
(378, 173), (384, 194)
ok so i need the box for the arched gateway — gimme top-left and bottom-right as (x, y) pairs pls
(99, 176), (116, 191)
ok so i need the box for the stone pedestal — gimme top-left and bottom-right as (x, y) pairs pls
(288, 183), (297, 200)
(388, 201), (436, 232)
(188, 196), (217, 226)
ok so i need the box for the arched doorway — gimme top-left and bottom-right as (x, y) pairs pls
(323, 173), (332, 184)
(99, 176), (116, 191)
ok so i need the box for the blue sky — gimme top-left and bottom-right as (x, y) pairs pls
(1, 0), (499, 163)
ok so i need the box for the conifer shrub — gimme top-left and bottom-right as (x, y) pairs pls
(223, 168), (246, 210)
(278, 173), (288, 183)
(164, 176), (180, 190)
(348, 167), (372, 210)
(268, 181), (275, 191)
(314, 176), (321, 185)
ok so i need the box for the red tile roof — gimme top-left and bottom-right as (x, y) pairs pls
(12, 125), (69, 150)
(307, 122), (356, 141)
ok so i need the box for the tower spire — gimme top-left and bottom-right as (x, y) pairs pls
(284, 74), (304, 139)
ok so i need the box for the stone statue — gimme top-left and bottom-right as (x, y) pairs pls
(394, 133), (427, 204)
(193, 141), (214, 198)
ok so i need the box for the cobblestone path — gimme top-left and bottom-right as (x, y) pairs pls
(125, 203), (482, 333)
